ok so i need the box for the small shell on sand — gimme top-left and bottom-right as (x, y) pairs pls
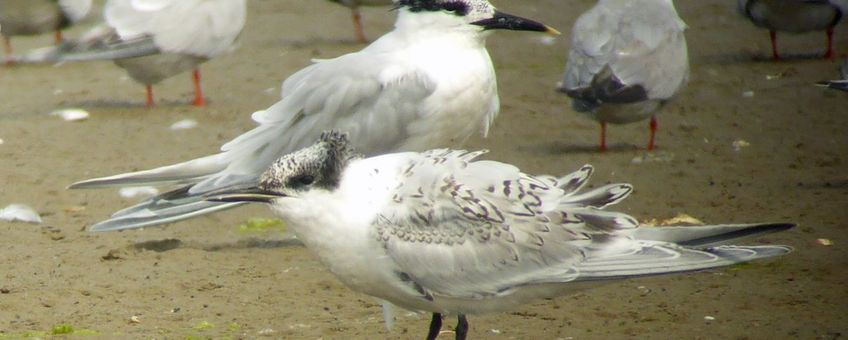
(170, 119), (198, 130)
(49, 108), (90, 122)
(0, 204), (42, 224)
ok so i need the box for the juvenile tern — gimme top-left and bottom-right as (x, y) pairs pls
(70, 0), (558, 231)
(738, 0), (847, 59)
(558, 0), (689, 151)
(0, 0), (92, 64)
(45, 0), (246, 107)
(328, 0), (393, 43)
(211, 131), (794, 340)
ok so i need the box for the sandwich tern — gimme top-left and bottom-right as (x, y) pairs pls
(70, 0), (558, 231)
(558, 0), (688, 152)
(738, 0), (847, 59)
(210, 131), (794, 339)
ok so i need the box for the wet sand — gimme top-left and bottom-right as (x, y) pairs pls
(0, 0), (846, 338)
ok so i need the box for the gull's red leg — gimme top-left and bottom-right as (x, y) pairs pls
(352, 8), (367, 43)
(599, 121), (607, 152)
(770, 30), (780, 60)
(192, 68), (206, 107)
(824, 27), (835, 59)
(647, 115), (657, 151)
(146, 85), (155, 108)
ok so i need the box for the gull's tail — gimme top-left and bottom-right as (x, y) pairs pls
(571, 223), (794, 282)
(9, 25), (160, 64)
(816, 80), (848, 92)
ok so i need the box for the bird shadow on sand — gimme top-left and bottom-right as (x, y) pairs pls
(519, 141), (640, 155)
(63, 98), (207, 109)
(131, 237), (303, 253)
(796, 179), (848, 190)
(270, 37), (367, 49)
(694, 51), (829, 65)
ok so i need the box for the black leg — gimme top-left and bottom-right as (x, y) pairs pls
(455, 314), (468, 340)
(426, 313), (442, 340)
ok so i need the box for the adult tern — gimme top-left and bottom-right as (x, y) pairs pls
(210, 131), (794, 340)
(70, 0), (558, 231)
(558, 0), (689, 151)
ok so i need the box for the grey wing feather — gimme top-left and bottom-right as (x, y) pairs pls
(630, 222), (794, 248)
(71, 53), (437, 231)
(378, 153), (636, 298)
(572, 244), (792, 281)
(10, 25), (161, 63)
(377, 153), (793, 299)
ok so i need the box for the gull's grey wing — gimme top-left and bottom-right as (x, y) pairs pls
(561, 0), (688, 109)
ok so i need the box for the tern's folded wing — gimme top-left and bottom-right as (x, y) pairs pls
(188, 52), (438, 193)
(375, 150), (638, 299)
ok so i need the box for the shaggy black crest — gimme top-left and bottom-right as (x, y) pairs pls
(395, 0), (470, 16)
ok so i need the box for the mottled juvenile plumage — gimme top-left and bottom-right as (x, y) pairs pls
(212, 131), (794, 340)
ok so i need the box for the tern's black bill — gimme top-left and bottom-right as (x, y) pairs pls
(205, 187), (285, 203)
(471, 10), (560, 35)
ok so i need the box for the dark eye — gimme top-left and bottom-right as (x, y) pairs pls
(441, 2), (469, 16)
(295, 175), (314, 186)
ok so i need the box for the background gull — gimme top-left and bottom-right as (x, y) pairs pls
(558, 0), (688, 152)
(737, 0), (848, 59)
(211, 131), (794, 340)
(328, 0), (394, 43)
(30, 0), (246, 107)
(0, 0), (92, 65)
(69, 0), (558, 231)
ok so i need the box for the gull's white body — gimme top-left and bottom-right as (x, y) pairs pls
(738, 0), (846, 33)
(72, 6), (504, 231)
(561, 0), (688, 124)
(103, 0), (246, 86)
(263, 148), (791, 315)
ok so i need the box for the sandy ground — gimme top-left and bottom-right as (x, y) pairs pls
(0, 0), (846, 339)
